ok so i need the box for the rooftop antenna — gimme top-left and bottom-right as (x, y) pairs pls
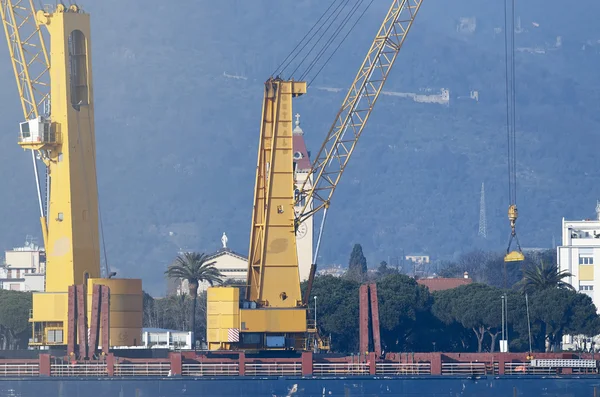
(595, 200), (600, 221)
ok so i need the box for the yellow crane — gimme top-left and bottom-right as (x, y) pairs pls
(1, 1), (142, 352)
(207, 0), (423, 351)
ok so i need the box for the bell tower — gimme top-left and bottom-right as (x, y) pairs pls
(292, 114), (313, 281)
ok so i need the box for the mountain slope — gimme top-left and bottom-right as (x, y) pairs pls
(1, 0), (599, 294)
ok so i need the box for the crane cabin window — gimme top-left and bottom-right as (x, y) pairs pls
(68, 30), (89, 110)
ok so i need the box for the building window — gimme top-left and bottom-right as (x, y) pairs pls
(580, 285), (594, 291)
(579, 256), (594, 265)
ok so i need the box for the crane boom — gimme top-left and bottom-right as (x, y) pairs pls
(0, 0), (50, 121)
(296, 0), (423, 303)
(297, 0), (423, 225)
(1, 0), (51, 247)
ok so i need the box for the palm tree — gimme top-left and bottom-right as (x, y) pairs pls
(164, 252), (223, 343)
(519, 260), (574, 295)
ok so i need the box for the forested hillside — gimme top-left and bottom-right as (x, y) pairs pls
(1, 0), (600, 294)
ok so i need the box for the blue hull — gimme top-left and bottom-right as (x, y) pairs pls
(2, 376), (600, 397)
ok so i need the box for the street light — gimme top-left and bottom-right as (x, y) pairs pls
(314, 296), (317, 328)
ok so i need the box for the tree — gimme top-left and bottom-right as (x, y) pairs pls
(303, 275), (361, 352)
(0, 290), (32, 349)
(432, 283), (506, 352)
(376, 274), (432, 351)
(529, 288), (599, 352)
(519, 260), (574, 295)
(347, 244), (367, 281)
(376, 261), (398, 279)
(164, 252), (223, 342)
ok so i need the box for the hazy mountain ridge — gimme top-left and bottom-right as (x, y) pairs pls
(1, 1), (599, 294)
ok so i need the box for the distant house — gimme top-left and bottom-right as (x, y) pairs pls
(417, 272), (472, 291)
(170, 246), (248, 296)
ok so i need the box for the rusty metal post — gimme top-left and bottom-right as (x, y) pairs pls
(101, 285), (111, 355)
(368, 283), (381, 358)
(88, 284), (101, 355)
(76, 284), (88, 359)
(67, 285), (77, 356)
(359, 284), (370, 355)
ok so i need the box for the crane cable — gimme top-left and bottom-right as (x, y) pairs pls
(273, 0), (346, 78)
(273, 0), (372, 83)
(504, 0), (522, 260)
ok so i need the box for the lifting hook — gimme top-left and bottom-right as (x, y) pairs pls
(505, 204), (525, 262)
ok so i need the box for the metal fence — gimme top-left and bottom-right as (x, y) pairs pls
(0, 363), (38, 376)
(377, 363), (431, 375)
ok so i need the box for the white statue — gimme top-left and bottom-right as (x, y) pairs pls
(221, 232), (228, 249)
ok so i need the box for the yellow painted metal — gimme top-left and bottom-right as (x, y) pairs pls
(239, 308), (307, 333)
(504, 250), (525, 262)
(1, 0), (51, 248)
(210, 0), (424, 352)
(505, 204), (524, 263)
(246, 78), (307, 308)
(579, 265), (594, 282)
(30, 278), (143, 347)
(87, 278), (143, 347)
(2, 3), (143, 349)
(0, 0), (50, 123)
(296, 0), (424, 225)
(37, 6), (102, 292)
(207, 287), (240, 350)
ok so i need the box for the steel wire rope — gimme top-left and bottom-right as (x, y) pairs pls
(306, 0), (375, 86)
(300, 0), (366, 82)
(504, 0), (517, 206)
(273, 0), (343, 78)
(298, 0), (364, 81)
(288, 0), (354, 79)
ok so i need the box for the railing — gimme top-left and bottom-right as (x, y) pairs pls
(0, 359), (598, 378)
(313, 363), (369, 375)
(245, 363), (301, 376)
(51, 363), (108, 377)
(114, 363), (170, 377)
(505, 363), (557, 375)
(377, 363), (431, 375)
(182, 363), (239, 376)
(442, 362), (487, 376)
(0, 363), (38, 376)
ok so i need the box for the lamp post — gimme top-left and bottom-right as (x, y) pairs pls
(314, 296), (317, 328)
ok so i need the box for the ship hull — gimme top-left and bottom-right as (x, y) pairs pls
(1, 375), (600, 397)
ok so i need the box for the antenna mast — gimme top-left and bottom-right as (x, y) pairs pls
(478, 182), (487, 239)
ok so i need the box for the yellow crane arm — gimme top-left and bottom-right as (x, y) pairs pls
(1, 0), (50, 120)
(296, 0), (423, 224)
(296, 0), (423, 305)
(1, 0), (51, 248)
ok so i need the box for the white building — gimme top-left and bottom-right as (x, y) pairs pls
(557, 202), (600, 350)
(557, 202), (600, 304)
(174, 244), (249, 295)
(142, 328), (193, 350)
(0, 238), (46, 292)
(292, 113), (314, 282)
